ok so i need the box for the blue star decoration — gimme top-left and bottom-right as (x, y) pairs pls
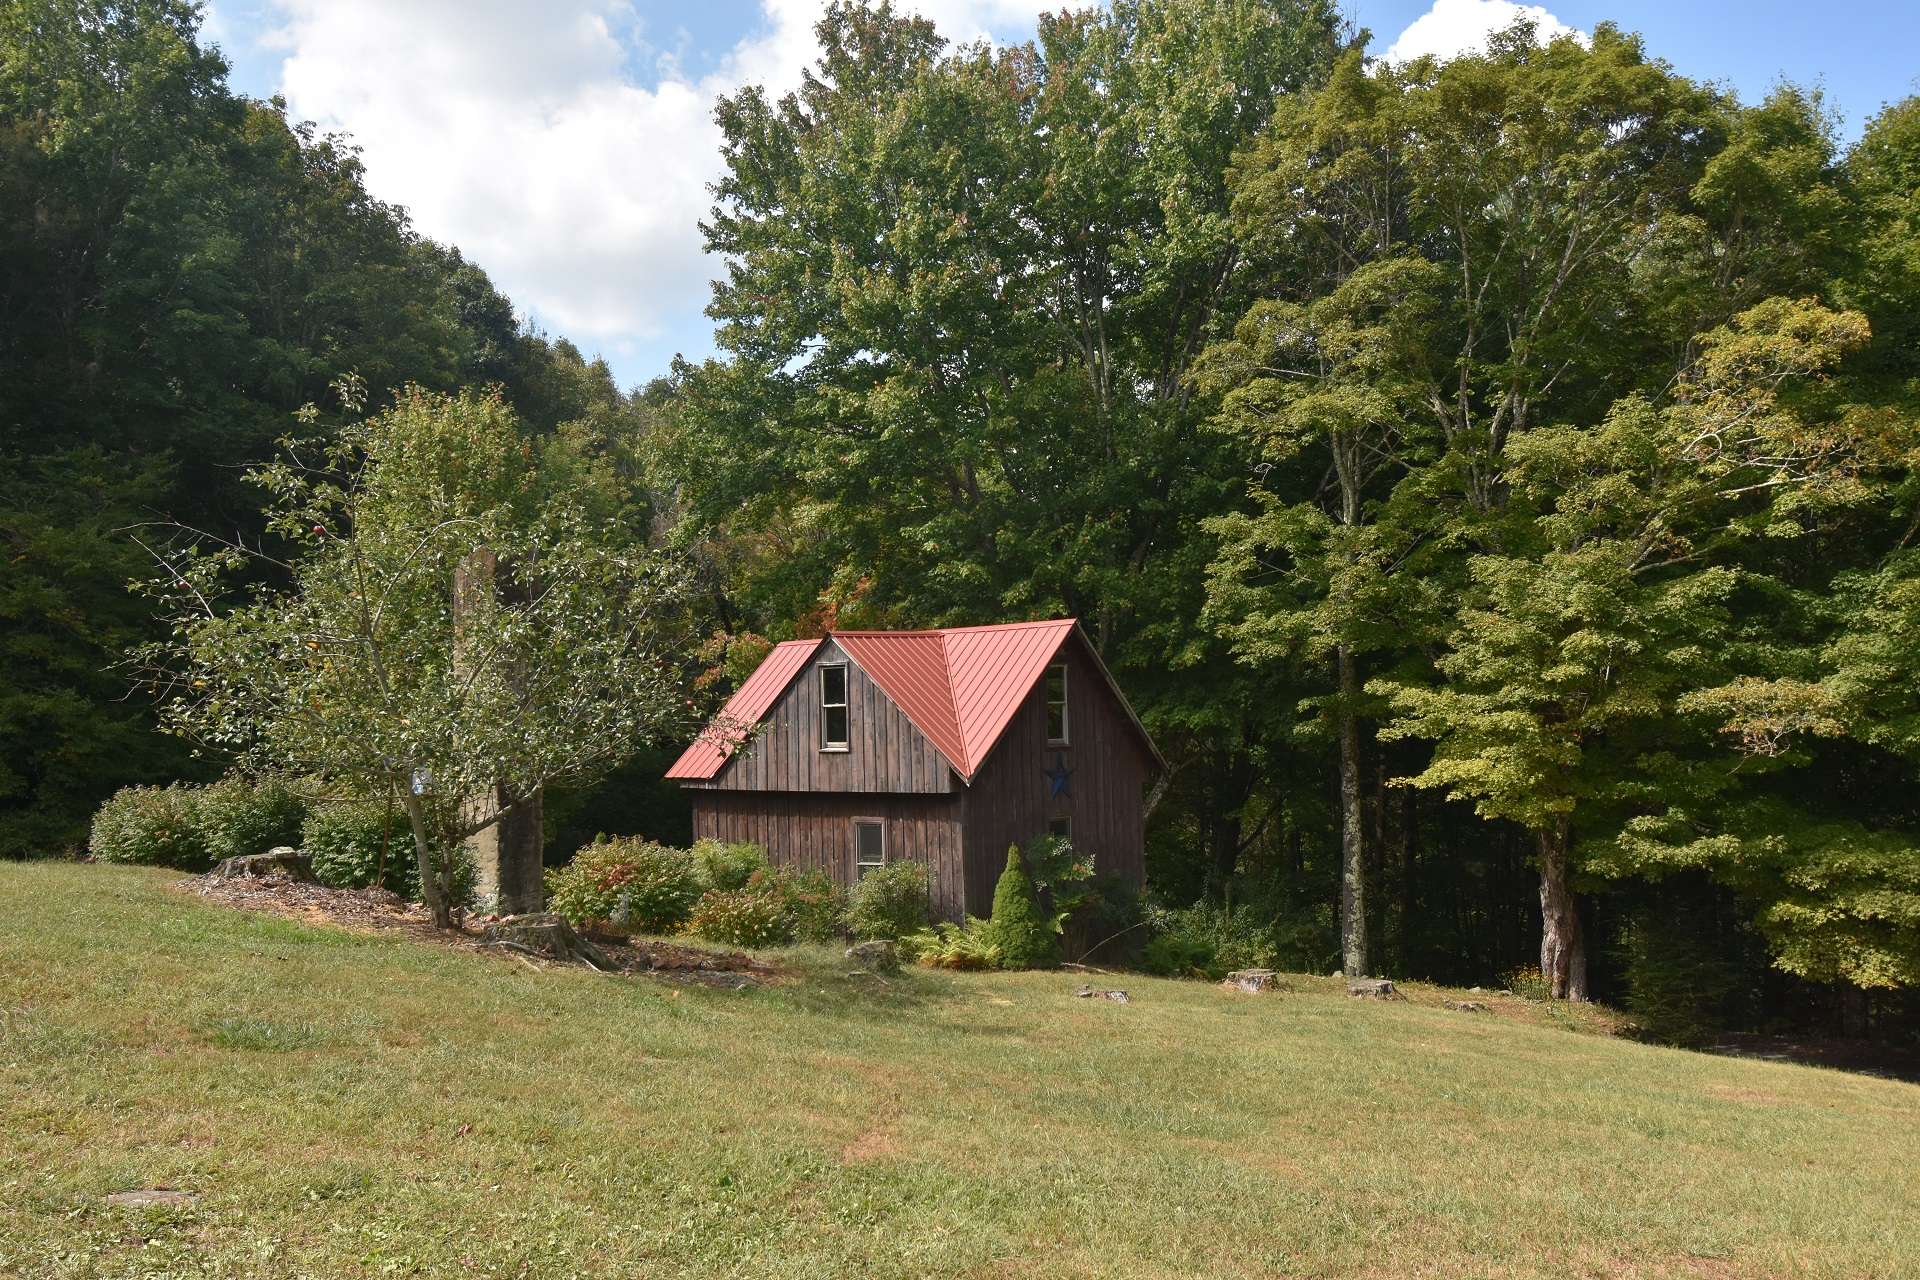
(1044, 752), (1073, 798)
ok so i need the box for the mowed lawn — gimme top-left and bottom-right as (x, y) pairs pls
(2, 864), (1915, 1279)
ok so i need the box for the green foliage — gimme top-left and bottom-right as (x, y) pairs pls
(984, 846), (1057, 970)
(687, 873), (794, 948)
(1142, 899), (1290, 980)
(776, 868), (846, 945)
(546, 838), (702, 934)
(87, 784), (210, 871)
(1616, 908), (1760, 1047)
(190, 776), (305, 865)
(693, 839), (769, 892)
(843, 861), (931, 941)
(302, 799), (416, 898)
(904, 917), (1002, 971)
(1141, 932), (1220, 981)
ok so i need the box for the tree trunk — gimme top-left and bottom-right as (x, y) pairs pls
(1337, 644), (1368, 978)
(1537, 819), (1588, 1000)
(402, 791), (453, 929)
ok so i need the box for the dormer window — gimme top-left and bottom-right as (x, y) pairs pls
(1046, 662), (1068, 744)
(820, 663), (849, 750)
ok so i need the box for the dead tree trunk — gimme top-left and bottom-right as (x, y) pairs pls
(1337, 644), (1368, 978)
(1537, 819), (1588, 1001)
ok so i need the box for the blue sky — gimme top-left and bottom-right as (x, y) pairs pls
(201, 1), (1920, 391)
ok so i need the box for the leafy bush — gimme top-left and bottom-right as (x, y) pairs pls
(904, 917), (1001, 970)
(777, 868), (846, 944)
(984, 845), (1057, 969)
(693, 839), (769, 892)
(688, 872), (793, 948)
(843, 860), (930, 940)
(1064, 873), (1148, 963)
(546, 837), (701, 933)
(1503, 965), (1553, 1002)
(192, 775), (306, 864)
(89, 784), (209, 870)
(1141, 931), (1217, 979)
(1141, 900), (1280, 980)
(303, 799), (416, 897)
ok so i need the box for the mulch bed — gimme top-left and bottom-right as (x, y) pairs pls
(180, 872), (784, 988)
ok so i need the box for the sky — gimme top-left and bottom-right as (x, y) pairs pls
(200, 0), (1920, 391)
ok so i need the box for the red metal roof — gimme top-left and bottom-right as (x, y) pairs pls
(663, 638), (822, 779)
(667, 618), (1160, 783)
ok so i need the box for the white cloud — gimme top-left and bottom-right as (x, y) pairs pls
(1383, 0), (1587, 64)
(266, 1), (1054, 378)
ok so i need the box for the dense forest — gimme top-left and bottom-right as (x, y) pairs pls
(5, 1), (1917, 1038)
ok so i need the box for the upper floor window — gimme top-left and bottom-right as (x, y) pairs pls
(820, 664), (849, 749)
(1046, 663), (1069, 743)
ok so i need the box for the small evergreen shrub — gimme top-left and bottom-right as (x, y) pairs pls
(693, 838), (768, 892)
(303, 799), (416, 897)
(688, 872), (793, 947)
(89, 784), (209, 870)
(546, 837), (701, 932)
(191, 775), (306, 864)
(984, 844), (1057, 969)
(778, 868), (846, 944)
(904, 917), (1001, 970)
(843, 860), (931, 940)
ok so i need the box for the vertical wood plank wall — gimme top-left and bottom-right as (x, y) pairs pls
(703, 640), (953, 794)
(959, 631), (1153, 915)
(693, 791), (967, 920)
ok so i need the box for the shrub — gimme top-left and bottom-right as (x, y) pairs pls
(693, 838), (768, 892)
(904, 917), (1001, 970)
(984, 845), (1057, 969)
(843, 859), (931, 940)
(303, 799), (417, 897)
(192, 775), (306, 864)
(1141, 931), (1217, 979)
(546, 837), (701, 933)
(1064, 873), (1148, 963)
(89, 784), (209, 870)
(688, 872), (793, 947)
(777, 868), (846, 944)
(1140, 900), (1280, 980)
(1503, 965), (1553, 1002)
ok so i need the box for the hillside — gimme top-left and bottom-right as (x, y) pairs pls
(2, 863), (1914, 1279)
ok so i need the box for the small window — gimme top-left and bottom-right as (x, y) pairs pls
(1045, 663), (1069, 743)
(820, 664), (849, 749)
(853, 820), (885, 878)
(1046, 815), (1072, 841)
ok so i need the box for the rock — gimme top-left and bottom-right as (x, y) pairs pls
(206, 847), (313, 882)
(1347, 978), (1403, 1000)
(1223, 968), (1279, 994)
(106, 1188), (196, 1209)
(1074, 984), (1130, 1004)
(480, 912), (612, 970)
(1445, 999), (1489, 1013)
(845, 940), (899, 973)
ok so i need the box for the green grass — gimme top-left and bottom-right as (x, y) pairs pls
(2, 863), (1915, 1279)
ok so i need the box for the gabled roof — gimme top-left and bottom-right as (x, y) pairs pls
(664, 618), (1163, 783)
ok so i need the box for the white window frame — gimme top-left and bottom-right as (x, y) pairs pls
(820, 663), (849, 751)
(1045, 662), (1069, 745)
(852, 818), (886, 878)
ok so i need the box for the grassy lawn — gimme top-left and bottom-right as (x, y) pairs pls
(2, 863), (1915, 1279)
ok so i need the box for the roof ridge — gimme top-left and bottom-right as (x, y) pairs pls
(935, 629), (968, 774)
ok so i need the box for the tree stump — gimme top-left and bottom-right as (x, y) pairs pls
(1444, 999), (1488, 1013)
(1075, 984), (1130, 1004)
(1223, 968), (1279, 994)
(1347, 978), (1403, 1000)
(480, 912), (612, 969)
(845, 940), (899, 973)
(206, 847), (314, 882)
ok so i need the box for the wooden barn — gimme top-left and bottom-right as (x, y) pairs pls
(664, 619), (1164, 921)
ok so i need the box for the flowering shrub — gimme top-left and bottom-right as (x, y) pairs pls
(546, 837), (700, 932)
(688, 872), (793, 947)
(88, 784), (209, 870)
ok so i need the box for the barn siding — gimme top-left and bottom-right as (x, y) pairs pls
(959, 631), (1153, 915)
(692, 790), (967, 921)
(699, 640), (955, 795)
